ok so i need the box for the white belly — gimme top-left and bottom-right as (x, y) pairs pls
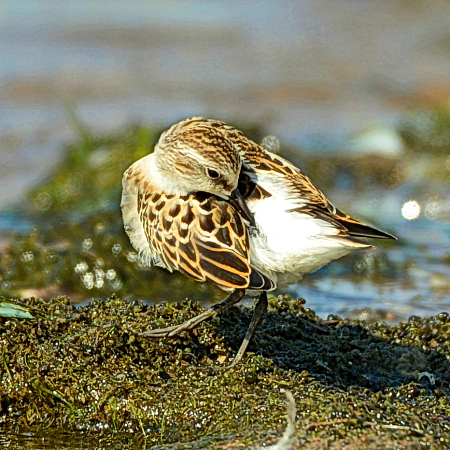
(247, 195), (358, 288)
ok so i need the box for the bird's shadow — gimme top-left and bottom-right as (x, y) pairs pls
(215, 300), (450, 392)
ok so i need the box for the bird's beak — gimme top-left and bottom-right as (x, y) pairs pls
(230, 189), (256, 227)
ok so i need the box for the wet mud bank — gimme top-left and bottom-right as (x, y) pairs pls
(1, 295), (449, 449)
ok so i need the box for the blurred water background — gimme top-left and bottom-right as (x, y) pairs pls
(1, 0), (450, 324)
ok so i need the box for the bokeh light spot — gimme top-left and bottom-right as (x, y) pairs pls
(401, 200), (421, 220)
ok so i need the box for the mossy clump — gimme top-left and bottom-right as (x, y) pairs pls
(0, 295), (449, 449)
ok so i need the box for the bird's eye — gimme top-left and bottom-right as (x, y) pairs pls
(207, 168), (220, 179)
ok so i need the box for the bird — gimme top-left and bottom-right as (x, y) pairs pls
(121, 117), (396, 367)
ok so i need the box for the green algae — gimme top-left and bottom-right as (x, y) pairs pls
(0, 295), (449, 449)
(27, 120), (154, 215)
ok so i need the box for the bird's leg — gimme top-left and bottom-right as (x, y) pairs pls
(139, 289), (246, 338)
(227, 291), (268, 368)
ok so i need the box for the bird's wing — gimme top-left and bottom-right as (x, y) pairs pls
(137, 189), (276, 291)
(243, 148), (396, 240)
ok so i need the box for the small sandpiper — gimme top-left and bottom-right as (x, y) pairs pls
(121, 117), (396, 367)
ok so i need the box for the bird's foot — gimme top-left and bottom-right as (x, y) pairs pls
(137, 289), (246, 339)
